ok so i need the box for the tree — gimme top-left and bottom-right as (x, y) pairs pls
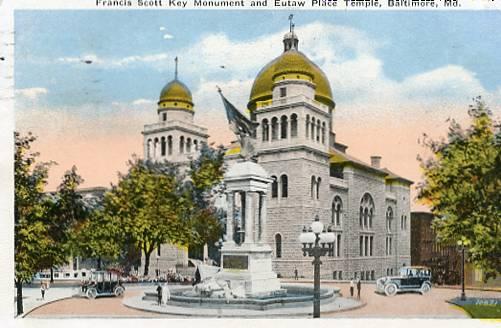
(417, 97), (501, 280)
(103, 157), (191, 276)
(41, 166), (88, 282)
(14, 132), (53, 315)
(185, 143), (226, 254)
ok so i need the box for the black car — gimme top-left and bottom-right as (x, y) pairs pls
(376, 266), (432, 296)
(85, 270), (125, 299)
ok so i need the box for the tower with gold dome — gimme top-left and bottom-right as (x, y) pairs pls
(224, 21), (412, 281)
(142, 57), (208, 164)
(141, 58), (209, 273)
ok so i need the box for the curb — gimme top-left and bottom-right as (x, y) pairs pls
(21, 295), (77, 318)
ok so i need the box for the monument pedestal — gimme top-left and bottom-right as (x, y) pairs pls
(217, 243), (282, 297)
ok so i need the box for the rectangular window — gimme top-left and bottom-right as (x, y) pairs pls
(64, 273), (70, 278)
(74, 272), (78, 278)
(369, 236), (374, 256)
(162, 113), (167, 121)
(82, 272), (86, 277)
(157, 246), (161, 257)
(339, 271), (343, 280)
(54, 273), (59, 278)
(280, 87), (286, 97)
(337, 234), (341, 257)
(364, 236), (369, 256)
(333, 271), (337, 280)
(361, 271), (365, 280)
(359, 236), (363, 256)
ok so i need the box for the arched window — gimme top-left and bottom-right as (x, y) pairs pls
(262, 119), (269, 141)
(275, 234), (282, 258)
(321, 122), (326, 144)
(271, 117), (278, 140)
(167, 136), (173, 155)
(311, 118), (316, 140)
(153, 138), (159, 158)
(316, 177), (321, 200)
(332, 196), (343, 226)
(306, 115), (310, 138)
(311, 176), (316, 199)
(161, 137), (166, 156)
(280, 174), (288, 198)
(360, 193), (375, 230)
(179, 136), (185, 154)
(290, 114), (298, 137)
(280, 115), (288, 139)
(147, 139), (152, 159)
(386, 207), (393, 232)
(186, 137), (192, 153)
(271, 176), (278, 198)
(194, 139), (198, 151)
(316, 119), (321, 142)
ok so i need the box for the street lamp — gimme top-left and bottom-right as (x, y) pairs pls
(456, 239), (470, 301)
(299, 215), (336, 318)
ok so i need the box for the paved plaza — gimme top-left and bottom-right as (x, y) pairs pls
(22, 281), (501, 319)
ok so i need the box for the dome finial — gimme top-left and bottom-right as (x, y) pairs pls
(174, 56), (178, 80)
(284, 15), (299, 52)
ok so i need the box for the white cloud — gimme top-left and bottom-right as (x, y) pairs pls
(163, 33), (173, 40)
(132, 98), (155, 106)
(159, 26), (166, 31)
(15, 87), (48, 100)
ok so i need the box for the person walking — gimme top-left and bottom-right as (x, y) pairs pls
(156, 284), (162, 306)
(349, 279), (355, 298)
(356, 278), (361, 299)
(294, 267), (298, 280)
(40, 282), (46, 300)
(161, 282), (170, 305)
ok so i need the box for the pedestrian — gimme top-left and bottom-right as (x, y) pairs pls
(40, 282), (46, 300)
(356, 278), (361, 299)
(161, 282), (170, 305)
(294, 267), (298, 280)
(156, 284), (162, 306)
(350, 279), (355, 297)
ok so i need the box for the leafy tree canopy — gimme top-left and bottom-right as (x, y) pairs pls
(417, 97), (501, 280)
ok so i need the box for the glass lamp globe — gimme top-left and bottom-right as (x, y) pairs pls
(320, 232), (335, 244)
(311, 221), (324, 234)
(302, 232), (316, 244)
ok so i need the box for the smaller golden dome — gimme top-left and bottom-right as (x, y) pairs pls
(158, 79), (194, 110)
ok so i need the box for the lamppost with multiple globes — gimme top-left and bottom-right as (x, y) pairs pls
(299, 215), (336, 318)
(457, 239), (470, 301)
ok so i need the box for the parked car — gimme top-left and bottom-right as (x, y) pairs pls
(376, 266), (432, 296)
(85, 270), (125, 299)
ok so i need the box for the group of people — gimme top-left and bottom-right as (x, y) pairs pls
(350, 278), (362, 299)
(155, 282), (171, 306)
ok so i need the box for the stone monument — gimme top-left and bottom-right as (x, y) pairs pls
(216, 90), (282, 297)
(217, 161), (282, 297)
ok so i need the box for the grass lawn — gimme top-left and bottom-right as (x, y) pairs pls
(459, 304), (501, 319)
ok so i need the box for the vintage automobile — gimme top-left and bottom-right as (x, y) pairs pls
(85, 270), (125, 299)
(376, 266), (432, 296)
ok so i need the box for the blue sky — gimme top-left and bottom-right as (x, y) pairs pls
(14, 10), (501, 207)
(15, 10), (501, 107)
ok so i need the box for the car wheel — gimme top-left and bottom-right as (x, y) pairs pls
(420, 283), (431, 295)
(384, 283), (398, 296)
(87, 288), (97, 299)
(114, 286), (125, 297)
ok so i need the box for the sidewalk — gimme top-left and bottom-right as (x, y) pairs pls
(15, 286), (78, 317)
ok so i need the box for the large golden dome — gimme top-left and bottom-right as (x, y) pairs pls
(247, 32), (334, 111)
(158, 79), (194, 110)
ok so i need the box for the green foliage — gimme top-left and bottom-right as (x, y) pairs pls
(14, 132), (53, 283)
(41, 166), (89, 274)
(417, 97), (501, 280)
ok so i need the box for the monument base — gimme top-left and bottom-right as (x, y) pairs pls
(217, 242), (282, 298)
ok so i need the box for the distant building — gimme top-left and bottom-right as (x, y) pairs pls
(411, 212), (501, 288)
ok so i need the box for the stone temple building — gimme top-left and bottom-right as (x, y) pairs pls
(142, 28), (412, 281)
